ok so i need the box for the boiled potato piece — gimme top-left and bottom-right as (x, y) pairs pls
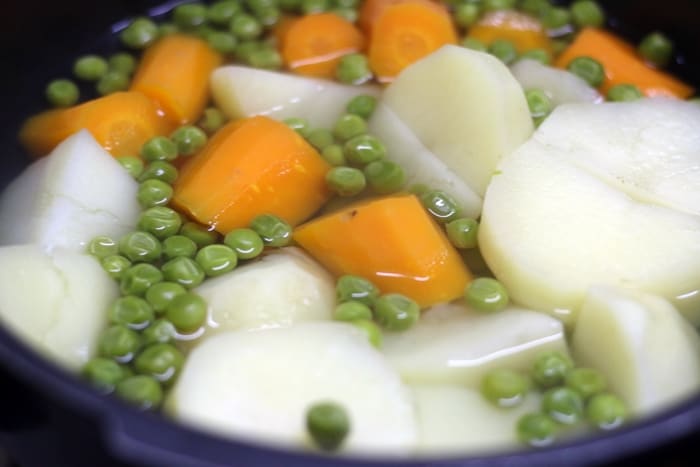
(572, 286), (700, 415)
(169, 323), (417, 454)
(368, 104), (482, 219)
(0, 245), (118, 370)
(381, 304), (567, 386)
(479, 101), (700, 325)
(510, 59), (603, 106)
(211, 66), (381, 128)
(383, 45), (533, 198)
(413, 385), (540, 455)
(0, 130), (140, 251)
(194, 248), (335, 333)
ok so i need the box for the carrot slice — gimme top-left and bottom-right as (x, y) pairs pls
(554, 27), (694, 98)
(18, 91), (173, 158)
(273, 15), (300, 49)
(282, 13), (365, 79)
(172, 116), (332, 233)
(358, 0), (444, 36)
(294, 194), (472, 308)
(130, 34), (223, 125)
(467, 10), (551, 53)
(368, 2), (458, 83)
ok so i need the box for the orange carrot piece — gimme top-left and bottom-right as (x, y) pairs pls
(130, 34), (223, 125)
(368, 2), (458, 83)
(172, 116), (332, 233)
(281, 13), (365, 79)
(18, 91), (173, 158)
(467, 10), (551, 53)
(554, 27), (694, 98)
(273, 15), (300, 49)
(294, 194), (472, 308)
(358, 0), (444, 36)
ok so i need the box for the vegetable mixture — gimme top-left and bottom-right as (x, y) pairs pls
(1, 0), (700, 457)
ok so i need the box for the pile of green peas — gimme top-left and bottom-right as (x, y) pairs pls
(83, 122), (294, 409)
(479, 350), (627, 447)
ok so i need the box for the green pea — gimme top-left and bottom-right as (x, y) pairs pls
(180, 222), (220, 248)
(145, 281), (187, 313)
(250, 214), (292, 247)
(520, 48), (552, 65)
(101, 255), (132, 280)
(461, 37), (487, 52)
(45, 79), (79, 107)
(586, 393), (627, 430)
(170, 125), (208, 156)
(108, 52), (137, 75)
(208, 0), (242, 25)
(142, 318), (177, 345)
(255, 6), (281, 27)
(83, 357), (131, 393)
(607, 83), (643, 102)
(73, 55), (108, 81)
(638, 32), (673, 68)
(346, 94), (376, 119)
(465, 277), (509, 312)
(109, 295), (155, 330)
(526, 88), (553, 121)
(161, 256), (206, 288)
(279, 0), (302, 11)
(173, 2), (208, 29)
(541, 7), (571, 29)
(336, 53), (372, 85)
(120, 17), (159, 49)
(334, 301), (373, 322)
(344, 134), (386, 166)
(516, 412), (557, 447)
(166, 292), (207, 332)
(351, 319), (383, 348)
(162, 235), (198, 260)
(223, 228), (264, 260)
(570, 0), (605, 28)
(96, 70), (129, 96)
(519, 0), (550, 16)
(420, 190), (459, 223)
(489, 39), (518, 64)
(307, 128), (335, 151)
(333, 114), (368, 141)
(326, 166), (366, 196)
(141, 136), (178, 162)
(373, 293), (419, 331)
(115, 375), (163, 410)
(321, 144), (347, 166)
(567, 56), (605, 87)
(446, 218), (479, 249)
(483, 0), (515, 11)
(198, 107), (227, 134)
(336, 275), (379, 306)
(234, 40), (264, 62)
(306, 401), (350, 451)
(542, 386), (584, 425)
(454, 3), (481, 29)
(532, 351), (574, 388)
(246, 0), (276, 12)
(301, 0), (329, 14)
(137, 179), (174, 208)
(87, 235), (118, 259)
(140, 161), (179, 185)
(98, 324), (141, 362)
(284, 117), (311, 138)
(134, 343), (184, 385)
(247, 47), (283, 69)
(565, 368), (607, 400)
(118, 231), (162, 263)
(481, 369), (530, 408)
(196, 244), (238, 277)
(331, 7), (357, 23)
(335, 0), (359, 7)
(120, 263), (164, 296)
(139, 207), (183, 240)
(158, 23), (180, 37)
(118, 156), (144, 179)
(230, 13), (263, 40)
(363, 160), (405, 194)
